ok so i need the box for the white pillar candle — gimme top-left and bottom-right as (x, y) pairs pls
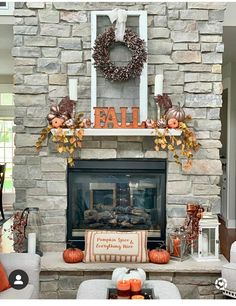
(28, 232), (36, 254)
(69, 78), (78, 101)
(202, 233), (209, 256)
(155, 74), (163, 120)
(154, 74), (163, 96)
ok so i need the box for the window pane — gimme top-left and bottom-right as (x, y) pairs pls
(3, 164), (13, 193)
(0, 119), (14, 193)
(0, 93), (14, 105)
(4, 148), (13, 162)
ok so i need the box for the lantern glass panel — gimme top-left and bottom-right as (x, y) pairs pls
(202, 228), (215, 257)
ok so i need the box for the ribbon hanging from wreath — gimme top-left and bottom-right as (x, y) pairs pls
(92, 9), (147, 82)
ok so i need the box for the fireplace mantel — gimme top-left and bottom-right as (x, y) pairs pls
(51, 128), (182, 137)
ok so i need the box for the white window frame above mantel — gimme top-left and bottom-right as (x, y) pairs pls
(90, 10), (148, 123)
(0, 2), (14, 15)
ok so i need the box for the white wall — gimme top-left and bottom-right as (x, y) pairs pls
(224, 3), (236, 26)
(223, 63), (236, 228)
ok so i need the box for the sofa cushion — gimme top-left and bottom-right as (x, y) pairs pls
(84, 230), (148, 263)
(0, 262), (11, 292)
(0, 284), (34, 299)
(222, 263), (236, 292)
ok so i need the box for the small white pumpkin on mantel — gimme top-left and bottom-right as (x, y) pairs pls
(112, 267), (146, 285)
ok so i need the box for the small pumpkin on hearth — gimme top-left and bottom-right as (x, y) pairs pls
(168, 118), (179, 129)
(165, 102), (185, 122)
(63, 248), (84, 263)
(51, 117), (65, 128)
(148, 249), (170, 264)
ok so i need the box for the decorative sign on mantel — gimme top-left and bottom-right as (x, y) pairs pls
(94, 107), (145, 129)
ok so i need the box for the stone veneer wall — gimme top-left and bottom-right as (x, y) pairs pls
(13, 2), (225, 253)
(40, 270), (223, 299)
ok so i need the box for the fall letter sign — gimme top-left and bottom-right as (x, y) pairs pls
(94, 107), (145, 129)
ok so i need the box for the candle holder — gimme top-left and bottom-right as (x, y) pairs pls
(20, 207), (43, 256)
(191, 215), (220, 262)
(117, 280), (131, 299)
(167, 228), (190, 261)
(117, 289), (131, 299)
(154, 95), (161, 120)
(130, 279), (142, 296)
(154, 93), (173, 121)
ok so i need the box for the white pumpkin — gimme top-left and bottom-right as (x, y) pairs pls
(111, 267), (146, 285)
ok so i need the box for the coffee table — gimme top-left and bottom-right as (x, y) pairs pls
(76, 279), (181, 299)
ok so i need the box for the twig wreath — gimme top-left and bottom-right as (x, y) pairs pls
(92, 27), (147, 82)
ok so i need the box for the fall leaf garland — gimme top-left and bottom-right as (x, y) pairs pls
(36, 125), (84, 167)
(35, 97), (85, 166)
(51, 126), (84, 166)
(154, 117), (201, 170)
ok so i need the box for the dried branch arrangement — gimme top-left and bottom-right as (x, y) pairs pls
(154, 95), (201, 169)
(35, 96), (85, 166)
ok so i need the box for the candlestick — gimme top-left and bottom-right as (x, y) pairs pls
(69, 78), (78, 101)
(154, 74), (163, 120)
(157, 105), (161, 120)
(154, 74), (163, 96)
(28, 232), (36, 254)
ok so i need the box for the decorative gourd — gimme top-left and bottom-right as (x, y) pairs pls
(148, 249), (170, 264)
(145, 119), (156, 129)
(112, 267), (146, 285)
(51, 117), (65, 128)
(63, 248), (84, 263)
(165, 103), (185, 122)
(157, 118), (167, 128)
(168, 118), (179, 129)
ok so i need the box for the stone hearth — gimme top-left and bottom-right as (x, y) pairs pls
(39, 252), (227, 299)
(13, 2), (224, 253)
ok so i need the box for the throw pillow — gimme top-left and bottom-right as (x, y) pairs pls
(0, 262), (10, 292)
(84, 230), (148, 263)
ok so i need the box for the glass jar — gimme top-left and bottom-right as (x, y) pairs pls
(167, 229), (190, 261)
(21, 207), (42, 256)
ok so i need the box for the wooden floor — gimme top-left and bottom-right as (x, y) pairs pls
(0, 217), (14, 253)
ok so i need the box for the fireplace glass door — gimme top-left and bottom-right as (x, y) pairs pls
(67, 159), (166, 248)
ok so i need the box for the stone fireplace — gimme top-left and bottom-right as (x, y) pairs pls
(13, 2), (224, 254)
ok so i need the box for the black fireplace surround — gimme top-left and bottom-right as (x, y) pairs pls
(67, 159), (167, 249)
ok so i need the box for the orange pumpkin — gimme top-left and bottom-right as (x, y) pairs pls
(63, 248), (84, 263)
(168, 118), (179, 129)
(148, 249), (170, 264)
(51, 117), (65, 128)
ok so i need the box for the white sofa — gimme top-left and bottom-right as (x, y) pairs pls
(0, 253), (41, 299)
(222, 241), (236, 298)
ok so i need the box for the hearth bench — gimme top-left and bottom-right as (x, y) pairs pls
(39, 252), (228, 299)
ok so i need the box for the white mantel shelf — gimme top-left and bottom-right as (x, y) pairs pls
(51, 128), (182, 137)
